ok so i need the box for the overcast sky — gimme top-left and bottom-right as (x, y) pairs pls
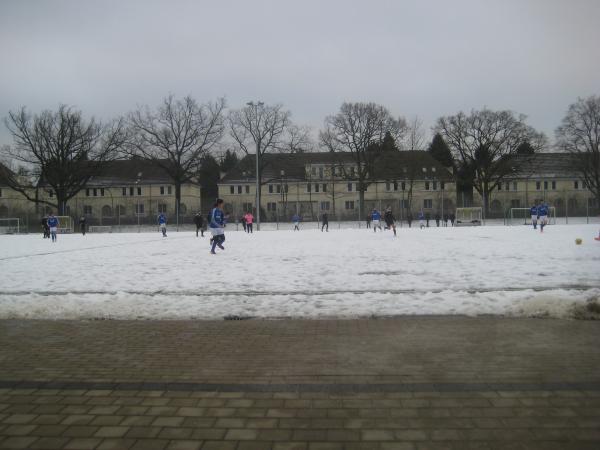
(1, 0), (599, 149)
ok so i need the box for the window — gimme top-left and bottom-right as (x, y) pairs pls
(245, 185), (250, 194)
(393, 181), (398, 191)
(322, 184), (327, 193)
(350, 167), (355, 177)
(513, 182), (517, 191)
(498, 184), (502, 191)
(237, 186), (242, 194)
(536, 181), (541, 191)
(158, 204), (167, 213)
(345, 201), (354, 210)
(400, 199), (409, 210)
(116, 205), (125, 216)
(135, 203), (145, 215)
(319, 167), (324, 179)
(242, 202), (253, 212)
(401, 181), (406, 191)
(179, 203), (187, 214)
(230, 186), (234, 194)
(122, 187), (127, 196)
(441, 182), (445, 190)
(551, 181), (556, 190)
(314, 184), (319, 193)
(160, 186), (165, 195)
(347, 183), (353, 192)
(431, 167), (436, 172)
(511, 199), (521, 208)
(86, 188), (90, 197)
(101, 205), (112, 217)
(423, 199), (433, 209)
(83, 205), (92, 215)
(433, 181), (437, 191)
(574, 181), (579, 189)
(130, 187), (134, 196)
(167, 186), (172, 195)
(422, 167), (427, 173)
(267, 202), (277, 211)
(544, 181), (548, 190)
(306, 184), (311, 193)
(269, 185), (274, 193)
(321, 201), (330, 210)
(93, 188), (97, 197)
(425, 182), (430, 191)
(137, 187), (142, 196)
(49, 191), (53, 197)
(100, 188), (105, 197)
(311, 167), (316, 176)
(0, 188), (2, 197)
(276, 185), (281, 194)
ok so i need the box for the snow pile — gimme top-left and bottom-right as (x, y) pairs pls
(0, 224), (598, 320)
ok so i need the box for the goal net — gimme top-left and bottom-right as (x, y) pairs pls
(455, 207), (483, 226)
(89, 225), (112, 233)
(0, 218), (20, 234)
(55, 216), (74, 234)
(509, 207), (556, 226)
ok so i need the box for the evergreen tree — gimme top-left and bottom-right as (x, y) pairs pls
(428, 133), (454, 167)
(219, 149), (239, 173)
(197, 154), (220, 201)
(515, 141), (535, 155)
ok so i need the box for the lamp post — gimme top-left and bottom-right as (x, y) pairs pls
(247, 101), (264, 231)
(135, 172), (142, 232)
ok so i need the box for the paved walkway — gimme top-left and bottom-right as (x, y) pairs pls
(0, 317), (599, 449)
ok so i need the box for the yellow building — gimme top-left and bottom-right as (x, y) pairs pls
(218, 151), (456, 222)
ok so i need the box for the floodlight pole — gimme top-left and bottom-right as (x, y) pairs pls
(247, 101), (264, 231)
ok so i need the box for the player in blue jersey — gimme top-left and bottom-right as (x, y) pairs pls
(529, 204), (538, 229)
(209, 199), (226, 254)
(371, 209), (382, 232)
(417, 210), (425, 229)
(292, 213), (301, 231)
(47, 212), (59, 242)
(537, 202), (549, 233)
(158, 212), (167, 237)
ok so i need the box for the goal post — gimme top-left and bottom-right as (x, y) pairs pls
(509, 207), (556, 226)
(455, 207), (483, 226)
(89, 225), (112, 233)
(55, 216), (74, 234)
(0, 218), (20, 234)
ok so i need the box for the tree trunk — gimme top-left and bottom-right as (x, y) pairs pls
(358, 188), (365, 221)
(175, 182), (181, 231)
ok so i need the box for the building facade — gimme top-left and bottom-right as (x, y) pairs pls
(218, 151), (456, 222)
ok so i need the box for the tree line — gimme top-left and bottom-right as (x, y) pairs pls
(1, 95), (599, 221)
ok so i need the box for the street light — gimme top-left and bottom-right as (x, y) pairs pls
(247, 101), (264, 230)
(135, 172), (142, 232)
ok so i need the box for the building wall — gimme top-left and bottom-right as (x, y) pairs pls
(0, 186), (37, 218)
(218, 179), (457, 221)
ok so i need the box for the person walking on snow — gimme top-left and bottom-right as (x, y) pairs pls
(371, 209), (382, 232)
(384, 207), (396, 236)
(209, 199), (226, 254)
(79, 216), (86, 235)
(292, 213), (301, 231)
(41, 215), (50, 238)
(194, 212), (205, 237)
(158, 212), (167, 237)
(47, 212), (59, 242)
(418, 210), (425, 229)
(537, 202), (549, 233)
(244, 211), (254, 233)
(530, 204), (538, 229)
(321, 213), (329, 232)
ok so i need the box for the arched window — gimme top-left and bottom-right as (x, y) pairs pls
(101, 205), (113, 217)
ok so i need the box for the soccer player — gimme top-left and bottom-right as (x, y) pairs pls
(209, 199), (226, 254)
(47, 212), (59, 242)
(244, 211), (254, 233)
(321, 213), (329, 232)
(384, 207), (396, 236)
(292, 213), (301, 231)
(158, 212), (167, 237)
(538, 202), (548, 233)
(194, 212), (204, 237)
(371, 209), (382, 232)
(530, 204), (538, 229)
(79, 216), (86, 235)
(418, 210), (425, 229)
(41, 215), (50, 238)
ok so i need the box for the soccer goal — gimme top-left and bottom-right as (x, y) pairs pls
(55, 216), (74, 234)
(0, 218), (20, 234)
(509, 207), (556, 226)
(455, 207), (483, 226)
(89, 225), (112, 233)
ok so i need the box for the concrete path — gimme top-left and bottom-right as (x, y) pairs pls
(0, 317), (599, 449)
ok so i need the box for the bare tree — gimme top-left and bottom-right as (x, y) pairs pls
(435, 109), (546, 216)
(228, 102), (293, 229)
(128, 95), (226, 225)
(556, 95), (600, 207)
(320, 102), (407, 219)
(285, 124), (314, 153)
(403, 116), (426, 150)
(2, 105), (126, 215)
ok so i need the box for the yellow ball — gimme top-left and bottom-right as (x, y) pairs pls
(575, 238), (582, 245)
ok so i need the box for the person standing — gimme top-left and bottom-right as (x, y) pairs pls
(292, 213), (301, 231)
(321, 213), (329, 232)
(366, 214), (371, 229)
(529, 204), (538, 229)
(435, 213), (440, 227)
(407, 213), (413, 228)
(79, 216), (87, 235)
(450, 212), (455, 227)
(194, 212), (204, 237)
(158, 212), (167, 237)
(384, 207), (396, 236)
(209, 199), (226, 254)
(418, 210), (425, 229)
(239, 216), (246, 232)
(47, 212), (59, 242)
(371, 209), (382, 232)
(244, 211), (254, 233)
(41, 215), (50, 238)
(538, 202), (548, 233)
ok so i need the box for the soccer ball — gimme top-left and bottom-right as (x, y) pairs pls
(575, 238), (582, 245)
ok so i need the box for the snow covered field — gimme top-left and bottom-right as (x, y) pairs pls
(0, 224), (598, 320)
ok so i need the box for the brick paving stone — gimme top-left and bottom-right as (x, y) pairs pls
(158, 427), (194, 440)
(130, 439), (169, 450)
(63, 437), (103, 449)
(0, 436), (39, 449)
(273, 443), (308, 450)
(29, 437), (70, 449)
(236, 442), (273, 450)
(93, 426), (129, 438)
(200, 441), (236, 450)
(124, 426), (161, 439)
(166, 441), (203, 450)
